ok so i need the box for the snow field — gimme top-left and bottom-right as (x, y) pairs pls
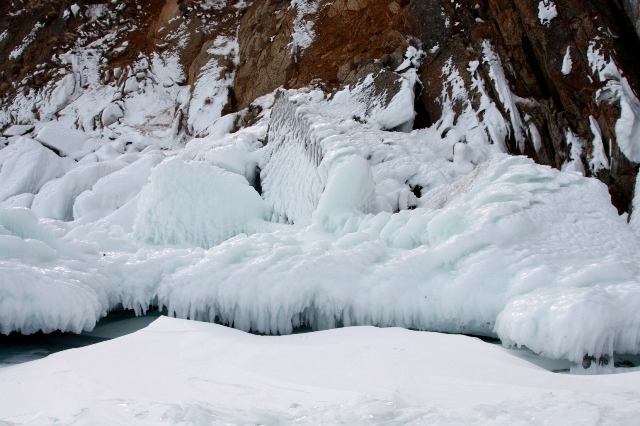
(1, 317), (640, 424)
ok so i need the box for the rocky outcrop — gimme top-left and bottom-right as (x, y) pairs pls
(623, 0), (640, 39)
(2, 0), (640, 212)
(232, 0), (640, 213)
(405, 0), (640, 214)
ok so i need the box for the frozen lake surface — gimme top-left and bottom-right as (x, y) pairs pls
(2, 317), (640, 425)
(0, 309), (164, 369)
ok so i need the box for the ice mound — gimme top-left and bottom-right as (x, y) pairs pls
(134, 159), (269, 249)
(73, 153), (164, 223)
(32, 159), (128, 221)
(0, 206), (109, 334)
(1, 84), (640, 364)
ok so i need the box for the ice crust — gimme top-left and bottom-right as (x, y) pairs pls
(2, 65), (640, 364)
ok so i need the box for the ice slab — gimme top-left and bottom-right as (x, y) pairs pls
(0, 138), (68, 202)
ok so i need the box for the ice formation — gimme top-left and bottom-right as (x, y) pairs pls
(1, 36), (640, 366)
(134, 159), (268, 248)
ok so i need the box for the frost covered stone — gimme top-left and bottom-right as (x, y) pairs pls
(336, 63), (417, 131)
(35, 126), (89, 157)
(2, 125), (34, 137)
(101, 103), (124, 127)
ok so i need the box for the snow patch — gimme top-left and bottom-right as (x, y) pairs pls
(588, 116), (610, 173)
(8, 23), (44, 61)
(289, 0), (322, 56)
(538, 0), (558, 26)
(562, 46), (573, 75)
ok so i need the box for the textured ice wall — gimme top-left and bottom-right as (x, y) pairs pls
(260, 91), (375, 225)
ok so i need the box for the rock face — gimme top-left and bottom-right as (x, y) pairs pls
(1, 0), (640, 212)
(406, 0), (640, 214)
(623, 0), (640, 39)
(233, 0), (640, 213)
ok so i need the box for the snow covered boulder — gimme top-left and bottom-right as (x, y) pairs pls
(0, 138), (67, 202)
(42, 74), (76, 119)
(2, 125), (34, 137)
(101, 103), (124, 127)
(35, 126), (89, 157)
(134, 159), (269, 249)
(335, 62), (417, 131)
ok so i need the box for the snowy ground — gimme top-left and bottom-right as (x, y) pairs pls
(1, 316), (640, 425)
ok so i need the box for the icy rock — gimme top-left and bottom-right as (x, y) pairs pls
(587, 41), (640, 164)
(2, 125), (34, 137)
(123, 77), (138, 94)
(44, 74), (76, 118)
(0, 138), (67, 202)
(101, 104), (124, 127)
(32, 160), (128, 221)
(35, 126), (89, 157)
(134, 159), (268, 249)
(343, 62), (416, 130)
